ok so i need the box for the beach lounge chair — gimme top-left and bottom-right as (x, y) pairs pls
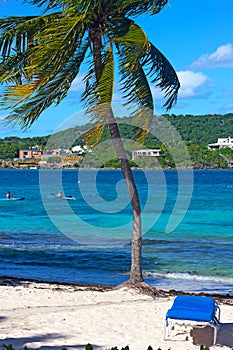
(164, 295), (221, 344)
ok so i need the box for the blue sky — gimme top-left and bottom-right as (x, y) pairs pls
(0, 0), (233, 138)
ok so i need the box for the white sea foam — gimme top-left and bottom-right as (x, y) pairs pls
(144, 271), (233, 285)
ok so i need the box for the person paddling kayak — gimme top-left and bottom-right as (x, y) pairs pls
(56, 191), (63, 198)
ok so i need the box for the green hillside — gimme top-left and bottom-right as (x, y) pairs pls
(164, 113), (233, 144)
(70, 113), (233, 147)
(1, 113), (233, 169)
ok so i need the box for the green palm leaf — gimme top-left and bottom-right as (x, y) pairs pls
(143, 42), (180, 109)
(0, 14), (60, 58)
(82, 44), (114, 121)
(2, 41), (89, 128)
(84, 123), (105, 148)
(26, 16), (85, 78)
(105, 0), (168, 17)
(114, 20), (153, 111)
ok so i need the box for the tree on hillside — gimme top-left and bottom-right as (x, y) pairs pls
(0, 0), (179, 285)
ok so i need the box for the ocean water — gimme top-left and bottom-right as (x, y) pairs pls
(0, 169), (232, 296)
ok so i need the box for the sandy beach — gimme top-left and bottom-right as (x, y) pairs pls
(0, 280), (232, 350)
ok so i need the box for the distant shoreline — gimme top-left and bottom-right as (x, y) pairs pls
(0, 167), (233, 171)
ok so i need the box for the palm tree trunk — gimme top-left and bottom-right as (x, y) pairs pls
(107, 108), (143, 284)
(91, 27), (143, 283)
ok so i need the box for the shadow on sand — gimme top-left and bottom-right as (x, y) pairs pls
(191, 322), (233, 347)
(0, 334), (102, 350)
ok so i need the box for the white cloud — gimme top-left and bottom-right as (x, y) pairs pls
(189, 44), (233, 69)
(150, 70), (209, 102)
(176, 70), (209, 98)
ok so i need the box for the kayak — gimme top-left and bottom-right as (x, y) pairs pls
(63, 196), (76, 200)
(60, 196), (76, 200)
(0, 197), (25, 201)
(46, 195), (76, 200)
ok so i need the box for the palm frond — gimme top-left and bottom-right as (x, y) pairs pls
(0, 54), (26, 84)
(111, 20), (155, 140)
(0, 11), (89, 129)
(0, 13), (86, 88)
(0, 14), (60, 59)
(119, 54), (153, 109)
(113, 20), (154, 113)
(142, 42), (180, 110)
(105, 0), (168, 17)
(25, 15), (85, 81)
(83, 123), (105, 148)
(2, 40), (89, 128)
(1, 82), (39, 107)
(113, 19), (149, 48)
(112, 17), (179, 111)
(82, 44), (114, 122)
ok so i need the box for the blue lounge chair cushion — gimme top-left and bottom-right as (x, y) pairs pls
(166, 307), (214, 322)
(173, 295), (215, 310)
(166, 296), (217, 322)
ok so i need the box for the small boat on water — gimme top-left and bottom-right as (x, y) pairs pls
(46, 195), (76, 201)
(0, 197), (25, 201)
(59, 195), (76, 200)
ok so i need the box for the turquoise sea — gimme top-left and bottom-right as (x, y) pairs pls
(0, 169), (232, 295)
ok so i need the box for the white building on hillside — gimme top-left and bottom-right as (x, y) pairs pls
(71, 145), (91, 154)
(132, 149), (163, 160)
(208, 137), (233, 150)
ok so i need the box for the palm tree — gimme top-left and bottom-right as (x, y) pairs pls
(0, 0), (180, 285)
